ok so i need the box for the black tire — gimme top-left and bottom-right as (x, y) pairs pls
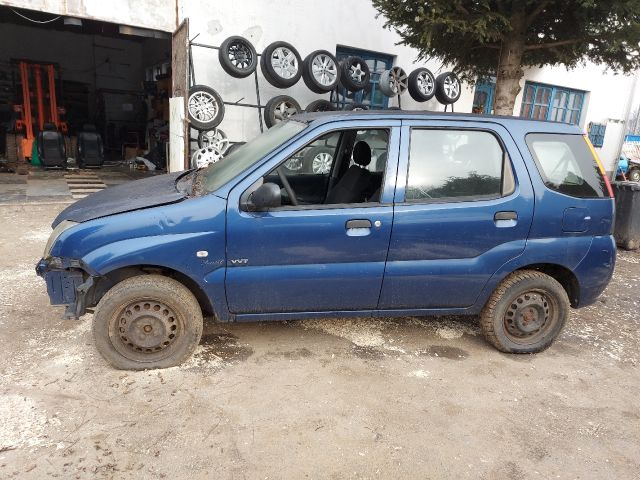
(224, 142), (246, 157)
(435, 71), (462, 105)
(302, 50), (339, 93)
(260, 41), (302, 88)
(218, 36), (258, 78)
(187, 85), (225, 130)
(629, 168), (640, 182)
(339, 56), (371, 92)
(379, 67), (408, 97)
(408, 67), (436, 102)
(305, 100), (336, 112)
(344, 103), (369, 111)
(303, 145), (334, 174)
(5, 133), (17, 171)
(480, 270), (569, 354)
(263, 95), (301, 128)
(93, 274), (203, 370)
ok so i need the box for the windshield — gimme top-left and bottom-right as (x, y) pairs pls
(201, 120), (307, 193)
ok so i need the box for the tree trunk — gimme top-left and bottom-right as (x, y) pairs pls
(494, 7), (526, 116)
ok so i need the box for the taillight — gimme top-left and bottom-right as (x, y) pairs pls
(583, 135), (614, 198)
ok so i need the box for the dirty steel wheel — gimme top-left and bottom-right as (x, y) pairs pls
(187, 85), (225, 130)
(218, 36), (258, 78)
(263, 95), (301, 128)
(408, 67), (436, 102)
(480, 270), (569, 353)
(260, 41), (302, 88)
(93, 275), (203, 370)
(302, 50), (339, 93)
(379, 66), (408, 97)
(435, 72), (461, 105)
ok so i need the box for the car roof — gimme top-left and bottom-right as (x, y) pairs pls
(292, 110), (583, 135)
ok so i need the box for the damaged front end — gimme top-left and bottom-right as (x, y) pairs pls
(36, 256), (98, 320)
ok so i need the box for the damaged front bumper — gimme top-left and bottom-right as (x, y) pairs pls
(36, 257), (97, 319)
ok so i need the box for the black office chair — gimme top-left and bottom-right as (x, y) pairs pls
(77, 124), (104, 168)
(37, 123), (66, 168)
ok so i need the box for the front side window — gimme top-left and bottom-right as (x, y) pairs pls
(406, 129), (510, 202)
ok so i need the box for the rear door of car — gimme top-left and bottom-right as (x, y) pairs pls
(378, 119), (535, 310)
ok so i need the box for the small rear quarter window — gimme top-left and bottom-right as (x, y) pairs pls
(526, 133), (606, 198)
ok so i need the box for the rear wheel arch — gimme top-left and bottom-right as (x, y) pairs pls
(514, 263), (580, 307)
(91, 265), (215, 317)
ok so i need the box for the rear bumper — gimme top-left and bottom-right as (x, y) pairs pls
(36, 257), (96, 318)
(573, 235), (616, 307)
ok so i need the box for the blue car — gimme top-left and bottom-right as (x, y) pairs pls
(37, 112), (616, 369)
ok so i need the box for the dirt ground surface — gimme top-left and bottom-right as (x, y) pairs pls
(0, 203), (639, 480)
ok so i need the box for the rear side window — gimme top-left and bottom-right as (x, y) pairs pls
(406, 129), (513, 202)
(526, 133), (606, 198)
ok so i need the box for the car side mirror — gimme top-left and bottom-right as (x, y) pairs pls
(246, 182), (281, 211)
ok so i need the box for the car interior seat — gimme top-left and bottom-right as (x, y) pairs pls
(77, 124), (104, 168)
(325, 141), (372, 204)
(37, 123), (66, 168)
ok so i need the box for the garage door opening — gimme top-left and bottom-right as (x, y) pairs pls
(0, 6), (173, 199)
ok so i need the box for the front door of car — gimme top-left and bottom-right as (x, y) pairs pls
(378, 120), (535, 310)
(225, 120), (400, 314)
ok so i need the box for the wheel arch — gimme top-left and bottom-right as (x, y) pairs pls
(514, 263), (580, 307)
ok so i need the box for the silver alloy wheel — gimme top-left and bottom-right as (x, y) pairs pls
(311, 152), (333, 174)
(273, 100), (298, 122)
(199, 129), (229, 154)
(349, 62), (366, 82)
(284, 156), (304, 171)
(188, 90), (219, 123)
(191, 146), (223, 169)
(227, 41), (254, 70)
(270, 47), (299, 79)
(311, 54), (338, 87)
(416, 71), (435, 96)
(443, 74), (460, 99)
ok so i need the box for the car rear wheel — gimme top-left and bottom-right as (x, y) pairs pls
(93, 275), (203, 370)
(480, 270), (569, 353)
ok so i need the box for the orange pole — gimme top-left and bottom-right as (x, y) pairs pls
(47, 65), (59, 127)
(34, 65), (45, 131)
(19, 62), (33, 141)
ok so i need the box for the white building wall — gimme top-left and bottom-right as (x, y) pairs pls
(179, 0), (474, 144)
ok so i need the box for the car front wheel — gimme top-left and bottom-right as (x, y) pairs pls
(480, 270), (569, 353)
(93, 274), (203, 370)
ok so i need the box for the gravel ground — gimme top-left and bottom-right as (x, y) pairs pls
(0, 203), (639, 479)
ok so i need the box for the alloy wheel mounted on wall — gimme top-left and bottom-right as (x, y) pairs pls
(260, 41), (303, 88)
(198, 128), (229, 154)
(264, 95), (302, 128)
(435, 72), (462, 105)
(379, 66), (408, 97)
(339, 56), (371, 92)
(302, 50), (339, 93)
(304, 146), (334, 174)
(191, 146), (224, 169)
(305, 99), (336, 112)
(408, 67), (436, 102)
(187, 85), (225, 130)
(218, 36), (258, 78)
(344, 103), (369, 111)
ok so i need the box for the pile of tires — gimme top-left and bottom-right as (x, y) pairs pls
(186, 35), (463, 132)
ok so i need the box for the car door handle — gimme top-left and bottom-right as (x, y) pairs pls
(494, 211), (518, 221)
(345, 219), (372, 229)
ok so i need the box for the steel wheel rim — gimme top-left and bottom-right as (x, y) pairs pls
(110, 299), (183, 362)
(228, 41), (253, 70)
(417, 71), (434, 96)
(503, 289), (557, 345)
(312, 152), (333, 174)
(311, 54), (337, 86)
(188, 91), (219, 122)
(273, 101), (297, 122)
(443, 75), (460, 99)
(349, 62), (366, 82)
(271, 47), (298, 79)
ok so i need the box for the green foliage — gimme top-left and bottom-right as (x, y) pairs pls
(372, 0), (640, 82)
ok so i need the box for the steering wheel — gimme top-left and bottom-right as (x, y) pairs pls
(277, 167), (299, 206)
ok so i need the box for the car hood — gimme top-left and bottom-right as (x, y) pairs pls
(52, 171), (189, 227)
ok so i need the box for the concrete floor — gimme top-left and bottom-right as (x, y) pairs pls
(0, 203), (639, 479)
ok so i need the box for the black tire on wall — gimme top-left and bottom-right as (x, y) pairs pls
(305, 99), (336, 112)
(187, 85), (225, 130)
(339, 56), (371, 92)
(408, 67), (436, 102)
(344, 103), (369, 111)
(260, 41), (303, 88)
(434, 71), (462, 105)
(218, 36), (258, 78)
(263, 95), (302, 128)
(302, 50), (339, 93)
